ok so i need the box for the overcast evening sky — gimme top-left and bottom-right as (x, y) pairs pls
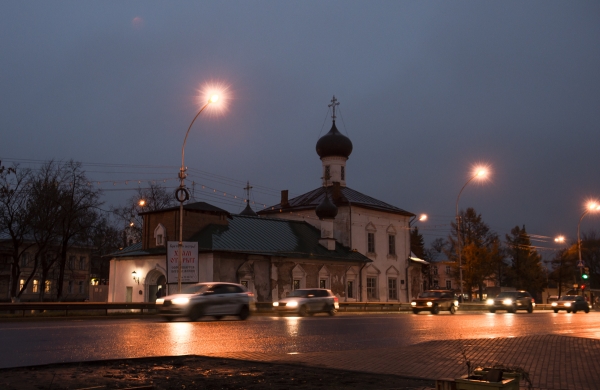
(1, 1), (599, 255)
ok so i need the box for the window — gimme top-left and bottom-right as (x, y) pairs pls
(433, 280), (439, 288)
(388, 278), (397, 300)
(433, 266), (438, 275)
(32, 280), (39, 293)
(79, 256), (86, 270)
(445, 266), (451, 275)
(68, 256), (75, 269)
(68, 281), (73, 294)
(293, 280), (300, 290)
(347, 280), (354, 298)
(388, 235), (396, 255)
(154, 224), (166, 246)
(320, 279), (326, 289)
(341, 166), (345, 181)
(240, 280), (248, 288)
(446, 280), (452, 289)
(367, 233), (375, 253)
(78, 281), (84, 294)
(324, 165), (331, 180)
(157, 234), (163, 245)
(367, 277), (377, 299)
(45, 280), (51, 294)
(19, 279), (25, 292)
(20, 252), (30, 268)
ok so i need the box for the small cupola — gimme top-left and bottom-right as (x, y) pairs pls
(316, 189), (337, 251)
(239, 181), (258, 216)
(315, 191), (338, 220)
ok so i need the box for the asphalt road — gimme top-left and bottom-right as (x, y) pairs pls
(2, 310), (600, 369)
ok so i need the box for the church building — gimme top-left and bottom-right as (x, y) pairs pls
(107, 97), (424, 303)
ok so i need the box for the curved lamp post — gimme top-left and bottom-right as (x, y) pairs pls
(176, 94), (219, 293)
(455, 166), (489, 300)
(577, 201), (600, 299)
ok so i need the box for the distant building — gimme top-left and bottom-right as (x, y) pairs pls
(0, 240), (93, 302)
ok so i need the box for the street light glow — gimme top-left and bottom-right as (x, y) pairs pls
(472, 165), (490, 180)
(419, 214), (428, 221)
(586, 200), (600, 212)
(198, 81), (230, 116)
(138, 199), (146, 207)
(554, 235), (565, 243)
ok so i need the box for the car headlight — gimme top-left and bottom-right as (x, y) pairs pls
(454, 300), (459, 307)
(156, 298), (164, 304)
(486, 299), (494, 305)
(564, 302), (571, 307)
(426, 302), (432, 307)
(172, 298), (189, 305)
(272, 302), (279, 307)
(411, 302), (416, 306)
(551, 302), (557, 307)
(502, 299), (513, 305)
(287, 301), (298, 308)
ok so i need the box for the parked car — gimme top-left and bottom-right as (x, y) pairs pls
(273, 288), (339, 316)
(551, 295), (590, 313)
(486, 291), (534, 313)
(411, 290), (459, 314)
(155, 282), (256, 321)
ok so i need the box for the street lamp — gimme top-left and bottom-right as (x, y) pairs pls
(577, 200), (600, 299)
(176, 93), (220, 293)
(455, 166), (489, 300)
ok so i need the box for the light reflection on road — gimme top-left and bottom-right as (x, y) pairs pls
(2, 311), (600, 369)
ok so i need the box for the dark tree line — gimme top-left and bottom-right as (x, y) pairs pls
(410, 207), (549, 301)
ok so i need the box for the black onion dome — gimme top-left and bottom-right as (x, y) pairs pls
(239, 203), (257, 216)
(315, 192), (338, 220)
(316, 120), (353, 158)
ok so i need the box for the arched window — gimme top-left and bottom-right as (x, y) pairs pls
(154, 224), (166, 246)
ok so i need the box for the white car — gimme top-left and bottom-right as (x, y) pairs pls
(273, 288), (339, 316)
(156, 282), (256, 321)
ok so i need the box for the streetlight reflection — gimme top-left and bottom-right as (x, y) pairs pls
(166, 322), (194, 356)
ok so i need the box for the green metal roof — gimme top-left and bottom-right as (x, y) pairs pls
(191, 215), (370, 263)
(108, 242), (166, 258)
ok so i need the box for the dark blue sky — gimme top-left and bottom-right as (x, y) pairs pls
(1, 1), (599, 253)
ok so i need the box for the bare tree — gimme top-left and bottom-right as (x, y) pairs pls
(0, 162), (36, 301)
(111, 183), (175, 245)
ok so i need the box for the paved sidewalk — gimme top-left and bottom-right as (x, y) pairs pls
(208, 335), (600, 389)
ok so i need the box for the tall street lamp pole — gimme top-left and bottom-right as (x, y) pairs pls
(455, 167), (488, 300)
(577, 201), (600, 299)
(176, 94), (219, 293)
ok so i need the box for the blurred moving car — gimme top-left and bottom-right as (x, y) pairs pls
(156, 282), (256, 321)
(411, 290), (459, 314)
(551, 295), (590, 313)
(547, 295), (559, 303)
(486, 291), (534, 313)
(273, 288), (339, 316)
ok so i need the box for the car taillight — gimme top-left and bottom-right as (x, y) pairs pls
(334, 296), (339, 303)
(247, 292), (254, 297)
(531, 298), (535, 303)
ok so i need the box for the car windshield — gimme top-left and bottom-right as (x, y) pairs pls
(180, 284), (210, 295)
(558, 296), (577, 301)
(288, 290), (311, 298)
(419, 291), (443, 298)
(496, 292), (518, 298)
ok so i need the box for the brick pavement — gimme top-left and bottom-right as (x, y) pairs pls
(208, 335), (600, 389)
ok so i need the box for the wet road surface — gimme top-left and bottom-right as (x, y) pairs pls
(2, 310), (600, 369)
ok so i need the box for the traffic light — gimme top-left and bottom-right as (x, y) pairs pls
(582, 267), (590, 280)
(581, 284), (586, 291)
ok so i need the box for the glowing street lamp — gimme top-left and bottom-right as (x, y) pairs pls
(554, 235), (565, 244)
(455, 165), (490, 299)
(577, 200), (600, 296)
(176, 90), (222, 293)
(418, 214), (428, 222)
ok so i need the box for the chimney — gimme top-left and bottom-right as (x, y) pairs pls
(281, 190), (289, 208)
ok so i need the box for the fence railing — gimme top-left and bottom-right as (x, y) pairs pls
(0, 301), (562, 318)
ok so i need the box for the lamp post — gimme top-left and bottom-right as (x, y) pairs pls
(455, 166), (489, 300)
(176, 94), (219, 293)
(577, 201), (600, 300)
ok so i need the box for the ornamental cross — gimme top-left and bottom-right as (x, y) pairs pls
(244, 181), (253, 202)
(328, 95), (340, 120)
